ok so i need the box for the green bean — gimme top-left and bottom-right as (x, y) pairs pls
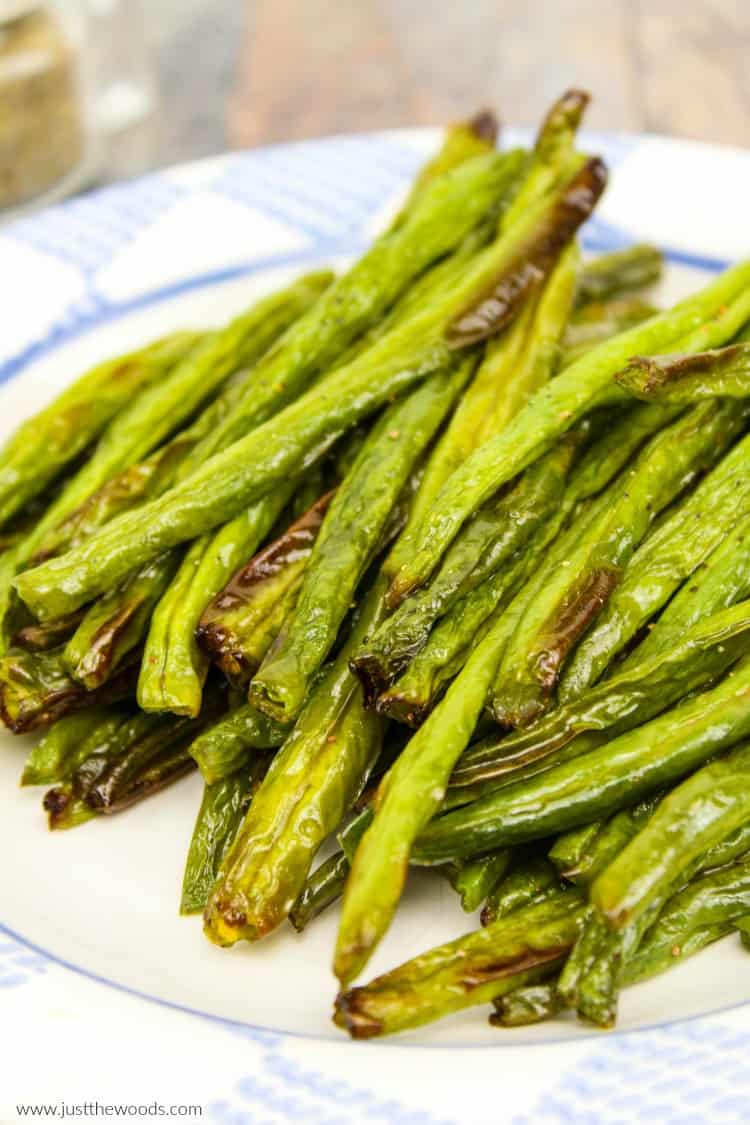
(138, 486), (295, 716)
(575, 244), (663, 306)
(287, 807), (375, 931)
(0, 273), (332, 652)
(638, 855), (750, 946)
(41, 709), (169, 828)
(0, 497), (47, 558)
(564, 401), (681, 503)
(137, 418), (337, 718)
(13, 612), (84, 652)
(491, 400), (742, 726)
(555, 906), (624, 1023)
(470, 244), (580, 436)
(481, 857), (560, 925)
(372, 564), (522, 726)
(616, 343), (750, 402)
(42, 789), (96, 830)
(622, 512), (750, 665)
(427, 430), (582, 625)
(289, 851), (350, 932)
(413, 655), (750, 864)
(338, 805), (375, 864)
(366, 88), (581, 404)
(80, 699), (226, 817)
(286, 463), (331, 523)
(386, 243), (580, 586)
(496, 820), (750, 1028)
(330, 223), (494, 382)
(181, 762), (267, 915)
(490, 982), (563, 1026)
(386, 259), (750, 606)
(196, 492), (333, 689)
(699, 822), (750, 872)
(454, 592), (750, 794)
(15, 154), (606, 623)
(453, 488), (619, 736)
(736, 917), (750, 951)
(333, 582), (530, 984)
(121, 262), (386, 718)
(144, 238), (487, 719)
(39, 286), (318, 544)
(391, 109), (499, 227)
(333, 889), (585, 1038)
(188, 702), (289, 785)
(374, 465), (585, 726)
(492, 917), (731, 1027)
(592, 740), (750, 928)
(250, 364), (475, 722)
(499, 89), (589, 234)
(562, 795), (660, 884)
(384, 306), (533, 584)
(204, 580), (387, 946)
(0, 645), (137, 733)
(188, 149), (522, 466)
(20, 705), (129, 786)
(548, 823), (603, 874)
(25, 270), (328, 571)
(354, 259), (582, 693)
(563, 816), (750, 1027)
(560, 427), (750, 701)
(562, 296), (659, 365)
(376, 403), (670, 726)
(447, 850), (512, 913)
(138, 539), (221, 713)
(623, 922), (734, 985)
(31, 413), (213, 566)
(0, 332), (200, 528)
(63, 551), (181, 691)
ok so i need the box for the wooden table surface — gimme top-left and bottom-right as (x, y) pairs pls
(147, 0), (750, 172)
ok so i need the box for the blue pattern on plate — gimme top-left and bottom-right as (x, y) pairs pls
(208, 1040), (458, 1125)
(0, 935), (48, 990)
(6, 175), (187, 279)
(514, 1019), (750, 1125)
(210, 136), (417, 242)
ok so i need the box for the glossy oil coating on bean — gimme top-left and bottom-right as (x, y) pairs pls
(591, 740), (750, 927)
(490, 399), (743, 727)
(334, 890), (585, 1038)
(387, 261), (750, 605)
(616, 342), (750, 402)
(250, 363), (475, 723)
(560, 427), (750, 700)
(451, 597), (750, 790)
(180, 761), (267, 915)
(188, 702), (289, 785)
(196, 491), (333, 689)
(204, 580), (387, 946)
(413, 656), (750, 864)
(0, 332), (200, 528)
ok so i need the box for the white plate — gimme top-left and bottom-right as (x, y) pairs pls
(3, 127), (750, 1116)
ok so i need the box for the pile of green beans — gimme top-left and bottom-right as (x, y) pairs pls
(8, 90), (750, 1041)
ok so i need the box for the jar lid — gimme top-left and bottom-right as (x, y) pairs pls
(0, 0), (40, 22)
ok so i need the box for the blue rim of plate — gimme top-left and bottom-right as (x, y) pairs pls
(0, 127), (743, 1049)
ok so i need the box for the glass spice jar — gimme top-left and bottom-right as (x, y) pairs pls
(0, 1), (87, 211)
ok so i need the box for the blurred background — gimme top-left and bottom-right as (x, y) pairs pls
(2, 0), (750, 214)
